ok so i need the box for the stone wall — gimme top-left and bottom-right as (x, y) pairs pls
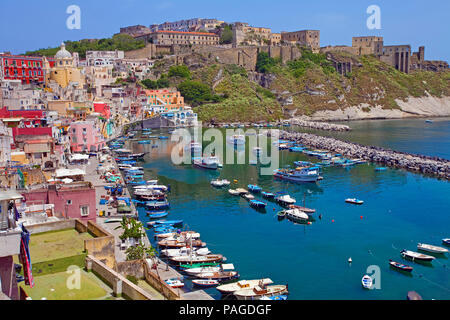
(143, 259), (180, 300)
(84, 220), (116, 269)
(117, 260), (145, 279)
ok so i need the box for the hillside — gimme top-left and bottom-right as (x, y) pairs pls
(148, 49), (450, 123)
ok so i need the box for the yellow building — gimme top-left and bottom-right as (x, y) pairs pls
(44, 43), (85, 89)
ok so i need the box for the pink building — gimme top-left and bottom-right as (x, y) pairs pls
(21, 182), (97, 223)
(69, 121), (105, 153)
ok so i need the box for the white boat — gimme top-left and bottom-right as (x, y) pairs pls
(234, 285), (288, 300)
(228, 189), (240, 196)
(236, 188), (249, 195)
(211, 179), (231, 187)
(243, 194), (255, 201)
(161, 247), (210, 258)
(285, 208), (309, 221)
(276, 194), (296, 206)
(401, 250), (436, 262)
(184, 266), (223, 276)
(193, 156), (220, 170)
(273, 167), (320, 183)
(155, 231), (200, 240)
(361, 275), (373, 289)
(345, 198), (364, 205)
(133, 185), (167, 192)
(165, 278), (184, 288)
(216, 279), (274, 294)
(417, 243), (449, 254)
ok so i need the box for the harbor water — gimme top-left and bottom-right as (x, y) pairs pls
(127, 119), (450, 300)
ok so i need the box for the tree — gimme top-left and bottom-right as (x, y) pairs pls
(255, 52), (278, 73)
(168, 65), (191, 79)
(178, 80), (218, 106)
(220, 24), (233, 45)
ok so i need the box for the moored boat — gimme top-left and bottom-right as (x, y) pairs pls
(196, 271), (239, 282)
(288, 205), (316, 215)
(345, 198), (364, 205)
(417, 243), (449, 254)
(249, 200), (267, 209)
(261, 191), (275, 199)
(216, 279), (274, 294)
(273, 167), (320, 183)
(234, 284), (288, 300)
(158, 239), (206, 249)
(170, 254), (224, 264)
(284, 208), (309, 222)
(247, 185), (262, 193)
(193, 156), (220, 170)
(192, 279), (220, 287)
(276, 194), (296, 206)
(147, 211), (169, 219)
(165, 278), (184, 288)
(228, 189), (240, 196)
(443, 239), (450, 246)
(401, 250), (436, 262)
(389, 260), (413, 273)
(361, 275), (373, 289)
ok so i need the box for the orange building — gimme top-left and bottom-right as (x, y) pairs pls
(144, 88), (185, 114)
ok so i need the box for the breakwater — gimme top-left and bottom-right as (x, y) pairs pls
(289, 119), (351, 131)
(279, 130), (450, 180)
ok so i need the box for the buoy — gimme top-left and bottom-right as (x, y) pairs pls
(348, 258), (352, 263)
(332, 219), (335, 223)
(360, 216), (363, 220)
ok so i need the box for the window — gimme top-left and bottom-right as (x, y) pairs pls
(67, 200), (72, 205)
(80, 205), (89, 217)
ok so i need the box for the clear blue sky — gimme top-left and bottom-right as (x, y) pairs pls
(1, 0), (449, 60)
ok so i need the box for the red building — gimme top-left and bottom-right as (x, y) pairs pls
(0, 54), (55, 84)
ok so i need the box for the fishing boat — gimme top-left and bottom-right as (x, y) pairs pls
(261, 191), (275, 199)
(162, 247), (210, 258)
(284, 208), (309, 222)
(165, 278), (184, 288)
(228, 189), (240, 196)
(249, 200), (267, 209)
(146, 200), (170, 210)
(288, 205), (316, 215)
(158, 239), (206, 249)
(401, 250), (436, 262)
(216, 279), (274, 294)
(170, 254), (224, 265)
(147, 211), (169, 219)
(247, 185), (262, 193)
(196, 271), (240, 282)
(184, 265), (224, 276)
(417, 243), (449, 254)
(192, 279), (220, 287)
(443, 239), (450, 246)
(193, 156), (220, 170)
(134, 184), (168, 192)
(389, 260), (413, 273)
(273, 167), (320, 183)
(361, 275), (373, 289)
(155, 231), (200, 240)
(179, 262), (220, 270)
(234, 285), (288, 300)
(345, 198), (364, 205)
(276, 194), (296, 206)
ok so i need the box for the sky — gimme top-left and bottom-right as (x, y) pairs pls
(1, 0), (449, 60)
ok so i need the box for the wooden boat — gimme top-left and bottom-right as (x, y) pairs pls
(261, 192), (275, 199)
(417, 243), (449, 254)
(277, 211), (286, 219)
(361, 275), (373, 289)
(196, 271), (239, 282)
(170, 254), (224, 264)
(147, 211), (169, 219)
(216, 279), (273, 294)
(249, 200), (267, 209)
(345, 198), (364, 205)
(288, 205), (316, 215)
(389, 260), (413, 272)
(247, 185), (262, 193)
(165, 278), (184, 288)
(234, 285), (288, 300)
(228, 189), (240, 196)
(401, 250), (436, 262)
(192, 279), (220, 287)
(158, 239), (206, 249)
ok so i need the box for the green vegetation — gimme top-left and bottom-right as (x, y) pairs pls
(219, 24), (233, 45)
(25, 34), (145, 58)
(125, 243), (157, 261)
(178, 80), (223, 106)
(255, 52), (280, 73)
(141, 76), (170, 89)
(168, 65), (191, 79)
(126, 275), (139, 285)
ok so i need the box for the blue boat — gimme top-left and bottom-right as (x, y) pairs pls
(153, 220), (183, 227)
(249, 200), (267, 209)
(248, 185), (262, 193)
(294, 161), (313, 167)
(261, 191), (275, 199)
(146, 200), (170, 210)
(138, 140), (151, 144)
(375, 167), (387, 172)
(289, 147), (305, 153)
(147, 211), (169, 219)
(159, 136), (169, 140)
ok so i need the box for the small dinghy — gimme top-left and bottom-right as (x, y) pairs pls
(243, 194), (255, 201)
(211, 179), (231, 187)
(345, 198), (364, 205)
(249, 200), (267, 209)
(443, 239), (450, 246)
(389, 260), (413, 272)
(149, 220), (183, 228)
(247, 185), (262, 193)
(147, 211), (169, 219)
(401, 250), (435, 262)
(417, 243), (449, 254)
(228, 189), (240, 196)
(192, 279), (220, 288)
(165, 278), (184, 288)
(361, 275), (373, 289)
(261, 191), (275, 199)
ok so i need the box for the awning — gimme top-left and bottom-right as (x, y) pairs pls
(55, 168), (86, 178)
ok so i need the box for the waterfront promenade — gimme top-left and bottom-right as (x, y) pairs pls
(279, 130), (450, 180)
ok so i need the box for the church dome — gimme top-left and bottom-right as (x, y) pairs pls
(55, 42), (72, 59)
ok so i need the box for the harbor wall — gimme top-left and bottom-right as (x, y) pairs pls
(143, 259), (181, 300)
(83, 221), (116, 269)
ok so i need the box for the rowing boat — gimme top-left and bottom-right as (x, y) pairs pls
(417, 243), (449, 254)
(401, 250), (435, 262)
(216, 279), (273, 294)
(389, 260), (413, 272)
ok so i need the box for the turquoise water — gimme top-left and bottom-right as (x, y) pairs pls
(292, 117), (450, 160)
(125, 123), (450, 300)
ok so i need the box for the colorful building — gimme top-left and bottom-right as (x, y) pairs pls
(144, 88), (185, 114)
(69, 121), (106, 152)
(0, 54), (55, 84)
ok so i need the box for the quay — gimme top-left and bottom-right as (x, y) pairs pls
(279, 130), (450, 180)
(288, 118), (351, 131)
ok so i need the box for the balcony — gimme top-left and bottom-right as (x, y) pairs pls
(0, 190), (23, 257)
